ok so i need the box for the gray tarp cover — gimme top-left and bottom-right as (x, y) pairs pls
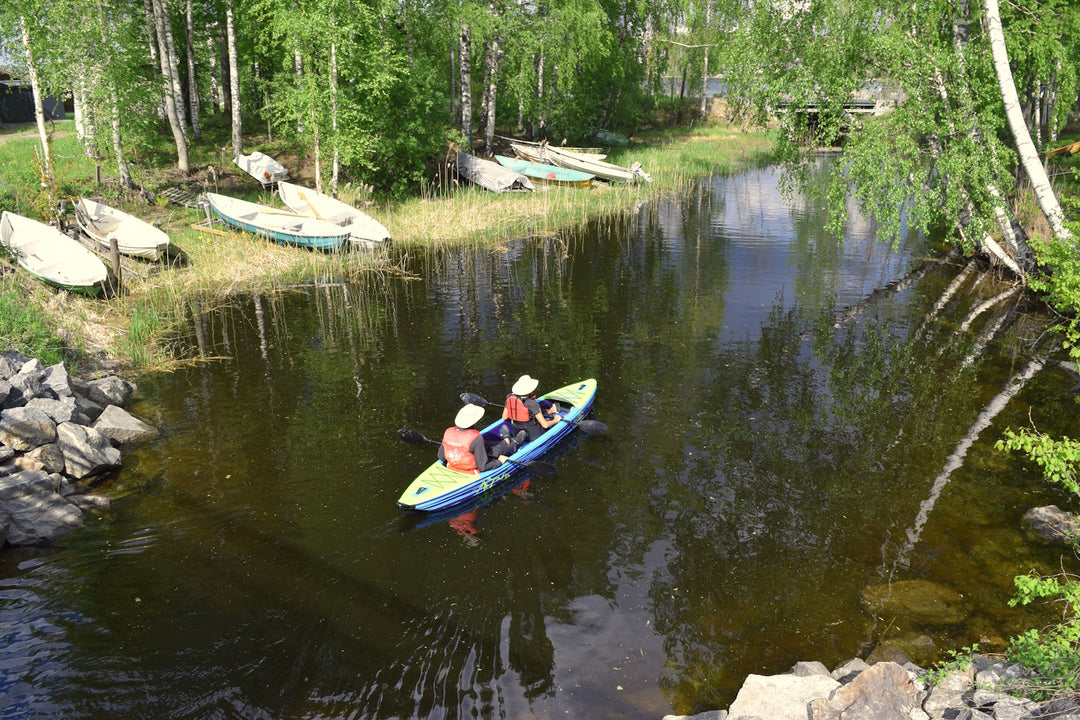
(456, 152), (535, 192)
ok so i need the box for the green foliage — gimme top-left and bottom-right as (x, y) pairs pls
(1007, 572), (1080, 699)
(922, 644), (980, 687)
(0, 285), (67, 365)
(996, 429), (1080, 496)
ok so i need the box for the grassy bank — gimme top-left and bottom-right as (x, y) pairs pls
(0, 119), (773, 373)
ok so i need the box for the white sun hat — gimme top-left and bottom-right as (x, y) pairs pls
(455, 403), (485, 428)
(512, 374), (539, 395)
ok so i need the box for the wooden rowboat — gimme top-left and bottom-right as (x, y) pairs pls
(493, 155), (595, 188)
(75, 198), (171, 260)
(397, 379), (597, 512)
(277, 181), (390, 251)
(0, 211), (108, 295)
(202, 192), (351, 252)
(506, 138), (607, 161)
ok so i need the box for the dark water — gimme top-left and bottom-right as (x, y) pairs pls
(3, 162), (1077, 719)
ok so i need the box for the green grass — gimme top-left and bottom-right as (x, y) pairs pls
(0, 117), (774, 372)
(0, 272), (69, 365)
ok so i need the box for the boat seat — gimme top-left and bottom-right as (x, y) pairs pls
(93, 218), (121, 234)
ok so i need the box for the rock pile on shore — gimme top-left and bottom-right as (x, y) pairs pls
(0, 350), (157, 547)
(664, 654), (1075, 720)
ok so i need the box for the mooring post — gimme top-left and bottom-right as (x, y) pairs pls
(110, 237), (122, 291)
(95, 164), (101, 187)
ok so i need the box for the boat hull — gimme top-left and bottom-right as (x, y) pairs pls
(277, 181), (391, 250)
(0, 211), (108, 295)
(493, 155), (595, 187)
(203, 192), (350, 252)
(397, 378), (598, 512)
(75, 199), (170, 260)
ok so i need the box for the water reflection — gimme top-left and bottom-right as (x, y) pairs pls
(1, 164), (1076, 720)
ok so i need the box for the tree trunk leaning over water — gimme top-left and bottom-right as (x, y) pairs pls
(983, 0), (1073, 244)
(227, 1), (242, 159)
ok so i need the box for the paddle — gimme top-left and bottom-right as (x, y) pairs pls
(297, 190), (322, 218)
(396, 427), (556, 477)
(458, 392), (607, 435)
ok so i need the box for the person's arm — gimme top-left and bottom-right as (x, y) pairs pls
(438, 444), (447, 463)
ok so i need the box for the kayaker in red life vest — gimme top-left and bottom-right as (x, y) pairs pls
(438, 403), (510, 474)
(502, 374), (561, 442)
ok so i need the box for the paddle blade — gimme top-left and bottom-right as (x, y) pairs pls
(460, 391), (496, 407)
(398, 427), (433, 445)
(573, 419), (607, 435)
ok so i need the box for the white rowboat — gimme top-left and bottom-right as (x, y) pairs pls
(75, 198), (171, 260)
(234, 151), (290, 187)
(0, 211), (108, 295)
(277, 182), (390, 251)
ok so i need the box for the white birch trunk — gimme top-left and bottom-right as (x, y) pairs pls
(459, 25), (472, 150)
(150, 0), (189, 171)
(699, 0), (711, 118)
(482, 37), (499, 155)
(20, 15), (56, 210)
(151, 0), (188, 135)
(227, 1), (243, 158)
(185, 0), (201, 140)
(984, 0), (1073, 242)
(208, 29), (222, 113)
(110, 87), (133, 189)
(330, 40), (340, 193)
(295, 48), (303, 134)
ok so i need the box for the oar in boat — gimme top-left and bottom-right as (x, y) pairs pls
(458, 392), (607, 435)
(396, 427), (557, 477)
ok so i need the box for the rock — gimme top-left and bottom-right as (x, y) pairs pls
(86, 375), (136, 407)
(26, 396), (77, 424)
(0, 378), (10, 406)
(831, 658), (871, 684)
(662, 714), (727, 720)
(56, 422), (122, 479)
(727, 672), (839, 720)
(866, 634), (937, 667)
(920, 668), (973, 718)
(0, 406), (58, 451)
(0, 444), (13, 464)
(0, 468), (83, 545)
(861, 580), (968, 625)
(8, 359), (46, 403)
(1023, 505), (1079, 542)
(27, 443), (66, 474)
(791, 661), (830, 678)
(808, 662), (918, 720)
(0, 350), (28, 380)
(41, 362), (73, 398)
(67, 494), (110, 511)
(71, 393), (105, 424)
(93, 405), (158, 445)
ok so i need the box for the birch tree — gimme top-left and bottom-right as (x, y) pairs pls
(185, 0), (202, 140)
(226, 0), (242, 159)
(149, 0), (189, 171)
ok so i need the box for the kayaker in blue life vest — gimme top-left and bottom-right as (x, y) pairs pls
(439, 403), (512, 474)
(502, 374), (561, 442)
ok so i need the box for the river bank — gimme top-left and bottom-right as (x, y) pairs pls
(0, 122), (772, 375)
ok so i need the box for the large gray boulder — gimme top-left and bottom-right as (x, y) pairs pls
(71, 394), (104, 424)
(0, 378), (10, 407)
(57, 422), (122, 479)
(41, 362), (73, 398)
(1023, 505), (1079, 542)
(27, 396), (77, 424)
(0, 350), (27, 380)
(808, 662), (918, 720)
(7, 359), (46, 404)
(93, 405), (159, 446)
(86, 375), (136, 408)
(0, 406), (58, 451)
(27, 443), (66, 474)
(726, 672), (839, 720)
(0, 468), (83, 545)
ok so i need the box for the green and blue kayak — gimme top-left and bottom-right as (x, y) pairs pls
(397, 378), (597, 512)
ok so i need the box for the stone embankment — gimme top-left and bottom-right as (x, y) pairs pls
(0, 349), (157, 547)
(665, 506), (1080, 720)
(664, 655), (1078, 720)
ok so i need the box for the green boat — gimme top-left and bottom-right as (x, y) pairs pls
(494, 155), (595, 187)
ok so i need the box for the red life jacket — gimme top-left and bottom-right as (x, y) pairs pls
(442, 426), (481, 474)
(505, 394), (531, 422)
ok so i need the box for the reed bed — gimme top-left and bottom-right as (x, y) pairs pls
(0, 121), (772, 372)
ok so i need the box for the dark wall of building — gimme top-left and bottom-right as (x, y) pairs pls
(0, 85), (67, 124)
